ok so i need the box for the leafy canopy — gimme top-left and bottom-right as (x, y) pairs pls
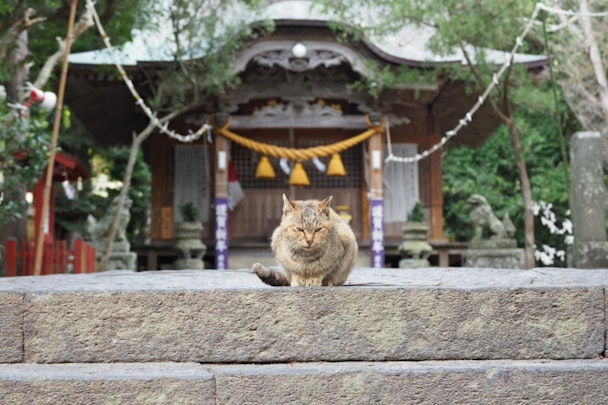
(141, 0), (274, 110)
(0, 0), (152, 226)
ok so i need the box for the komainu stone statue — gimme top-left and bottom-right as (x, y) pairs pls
(87, 196), (132, 247)
(86, 196), (137, 270)
(467, 194), (515, 248)
(463, 194), (524, 269)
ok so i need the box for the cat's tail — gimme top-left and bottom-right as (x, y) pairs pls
(252, 263), (290, 287)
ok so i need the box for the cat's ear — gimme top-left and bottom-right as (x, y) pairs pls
(282, 193), (296, 213)
(319, 195), (333, 216)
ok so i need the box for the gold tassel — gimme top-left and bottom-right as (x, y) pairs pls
(289, 162), (310, 187)
(255, 156), (275, 179)
(326, 153), (346, 176)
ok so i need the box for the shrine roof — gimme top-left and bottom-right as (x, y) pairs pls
(68, 0), (546, 68)
(53, 152), (90, 182)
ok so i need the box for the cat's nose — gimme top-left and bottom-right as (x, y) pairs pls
(306, 239), (313, 246)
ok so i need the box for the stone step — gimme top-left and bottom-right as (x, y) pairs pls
(0, 362), (213, 404)
(1, 360), (608, 404)
(0, 267), (606, 364)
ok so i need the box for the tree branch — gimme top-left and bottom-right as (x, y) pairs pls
(556, 11), (583, 41)
(579, 0), (608, 119)
(572, 79), (602, 107)
(459, 42), (510, 123)
(0, 8), (46, 63)
(32, 6), (94, 92)
(97, 105), (196, 272)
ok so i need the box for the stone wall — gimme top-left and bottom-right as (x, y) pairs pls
(0, 268), (607, 403)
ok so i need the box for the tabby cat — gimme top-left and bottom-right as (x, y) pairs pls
(253, 194), (358, 287)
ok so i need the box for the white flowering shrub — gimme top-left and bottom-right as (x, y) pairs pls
(533, 200), (573, 266)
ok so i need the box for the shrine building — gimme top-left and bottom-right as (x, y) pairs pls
(65, 1), (546, 269)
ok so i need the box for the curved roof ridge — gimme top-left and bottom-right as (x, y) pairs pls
(69, 0), (546, 67)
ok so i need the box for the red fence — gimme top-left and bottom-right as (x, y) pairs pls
(4, 238), (96, 276)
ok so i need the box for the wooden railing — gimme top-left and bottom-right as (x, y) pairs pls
(4, 238), (96, 276)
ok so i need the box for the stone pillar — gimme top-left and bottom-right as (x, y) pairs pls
(570, 132), (608, 268)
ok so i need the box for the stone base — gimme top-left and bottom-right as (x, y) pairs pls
(99, 252), (137, 271)
(469, 239), (517, 249)
(463, 248), (525, 269)
(174, 258), (205, 270)
(572, 241), (608, 268)
(398, 258), (430, 269)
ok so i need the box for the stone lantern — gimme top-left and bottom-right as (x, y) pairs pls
(398, 202), (433, 268)
(174, 203), (207, 270)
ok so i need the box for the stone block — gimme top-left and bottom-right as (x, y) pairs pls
(212, 360), (608, 404)
(19, 269), (605, 363)
(573, 241), (608, 268)
(463, 248), (525, 269)
(0, 362), (214, 405)
(0, 292), (23, 363)
(103, 251), (138, 271)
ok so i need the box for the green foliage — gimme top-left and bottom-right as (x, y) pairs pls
(0, 2), (13, 16)
(7, 1), (153, 72)
(313, 0), (541, 102)
(0, 104), (51, 226)
(0, 0), (153, 233)
(99, 146), (151, 245)
(443, 106), (574, 266)
(63, 145), (152, 245)
(347, 60), (436, 98)
(420, 0), (536, 54)
(178, 202), (199, 223)
(406, 201), (425, 223)
(146, 0), (274, 109)
(54, 183), (105, 235)
(53, 120), (99, 237)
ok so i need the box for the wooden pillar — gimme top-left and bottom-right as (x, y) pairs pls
(34, 179), (55, 244)
(150, 134), (175, 241)
(214, 134), (230, 269)
(368, 130), (384, 268)
(427, 141), (445, 241)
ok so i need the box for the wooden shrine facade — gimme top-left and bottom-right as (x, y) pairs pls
(142, 30), (450, 266)
(65, 17), (545, 268)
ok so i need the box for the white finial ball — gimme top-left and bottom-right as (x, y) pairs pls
(292, 42), (307, 58)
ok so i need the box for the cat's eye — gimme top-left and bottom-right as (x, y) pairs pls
(315, 227), (323, 233)
(296, 227), (304, 232)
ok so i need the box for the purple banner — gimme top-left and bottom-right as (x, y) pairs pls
(370, 197), (385, 268)
(214, 197), (229, 270)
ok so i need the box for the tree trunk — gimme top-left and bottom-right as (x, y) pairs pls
(7, 31), (29, 101)
(506, 118), (535, 269)
(97, 124), (153, 272)
(578, 0), (608, 160)
(98, 108), (188, 271)
(579, 0), (608, 120)
(0, 8), (46, 64)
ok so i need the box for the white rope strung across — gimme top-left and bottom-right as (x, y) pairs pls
(536, 2), (608, 17)
(85, 0), (210, 143)
(384, 2), (608, 165)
